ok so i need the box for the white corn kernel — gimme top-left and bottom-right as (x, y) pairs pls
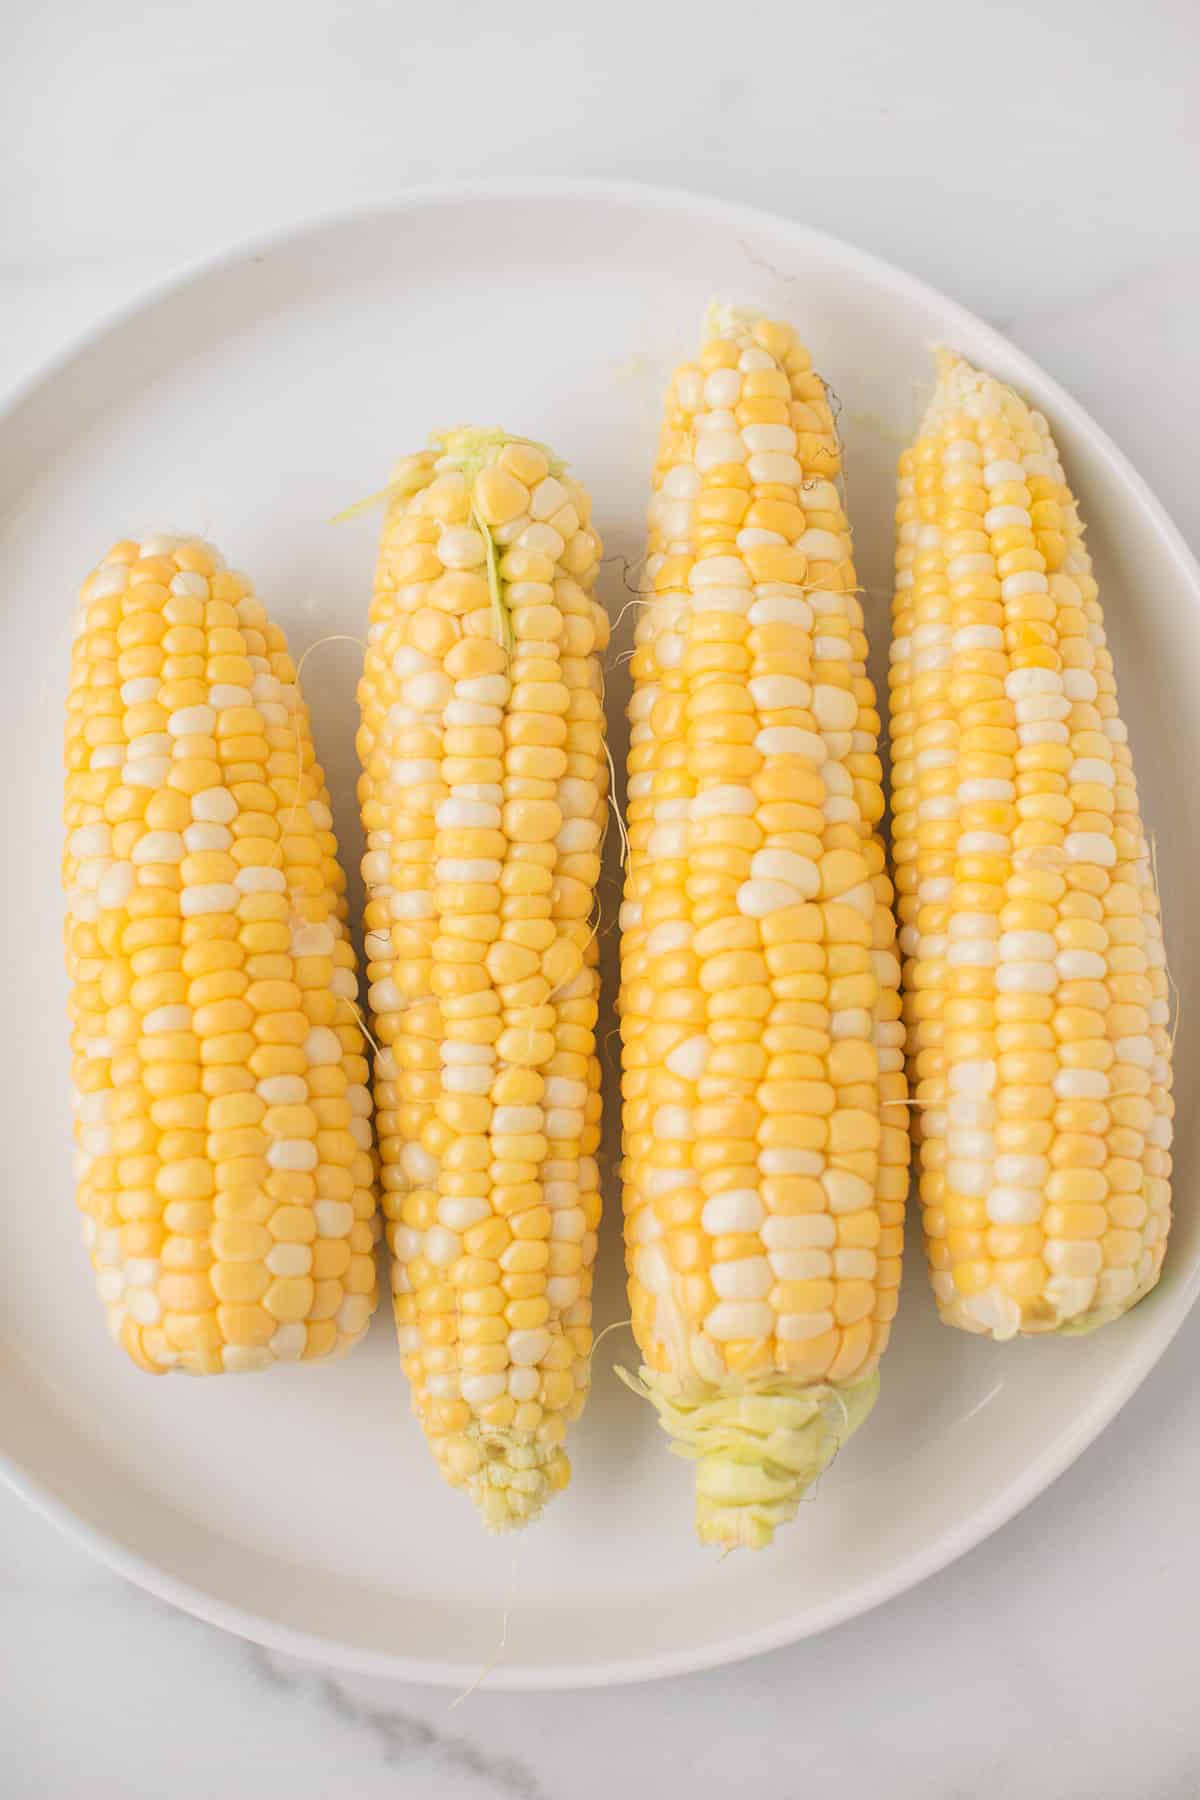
(180, 883), (240, 916)
(705, 1301), (774, 1342)
(777, 1311), (835, 1342)
(710, 1257), (772, 1301)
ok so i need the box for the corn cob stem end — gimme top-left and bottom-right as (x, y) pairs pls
(618, 1366), (880, 1551)
(937, 1262), (1165, 1340)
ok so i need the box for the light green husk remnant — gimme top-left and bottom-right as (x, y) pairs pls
(330, 461), (432, 524)
(1054, 1310), (1121, 1337)
(1054, 1278), (1161, 1335)
(475, 492), (512, 657)
(333, 428), (567, 656)
(432, 428), (566, 656)
(618, 1365), (880, 1550)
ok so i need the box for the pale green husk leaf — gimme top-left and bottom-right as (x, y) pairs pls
(431, 427), (565, 655)
(618, 1365), (880, 1550)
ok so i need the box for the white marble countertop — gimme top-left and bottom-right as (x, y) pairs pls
(4, 3), (1199, 1793)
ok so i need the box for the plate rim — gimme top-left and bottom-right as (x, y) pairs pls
(3, 175), (1198, 1690)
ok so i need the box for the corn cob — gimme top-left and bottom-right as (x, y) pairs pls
(889, 353), (1173, 1337)
(63, 534), (378, 1374)
(356, 431), (609, 1529)
(618, 312), (908, 1549)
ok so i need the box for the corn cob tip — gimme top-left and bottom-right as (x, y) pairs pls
(921, 348), (986, 438)
(701, 299), (763, 346)
(931, 343), (963, 383)
(430, 427), (566, 481)
(619, 1367), (880, 1551)
(925, 348), (1031, 440)
(440, 1428), (571, 1533)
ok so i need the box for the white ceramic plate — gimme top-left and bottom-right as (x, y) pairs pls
(2, 181), (1197, 1690)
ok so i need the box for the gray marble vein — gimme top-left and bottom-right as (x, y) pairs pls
(247, 1646), (549, 1800)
